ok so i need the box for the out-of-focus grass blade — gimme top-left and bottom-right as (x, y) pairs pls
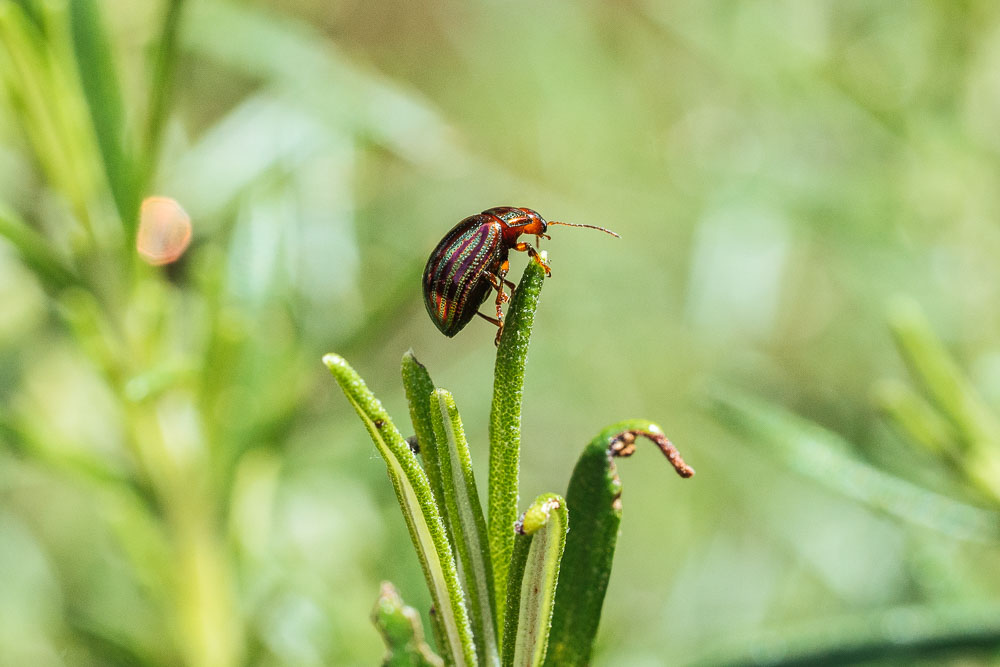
(688, 601), (1000, 666)
(502, 494), (566, 667)
(430, 389), (498, 667)
(0, 409), (135, 492)
(184, 0), (463, 171)
(181, 0), (556, 219)
(1, 1), (102, 234)
(68, 0), (136, 230)
(546, 420), (694, 667)
(372, 582), (445, 667)
(323, 354), (476, 667)
(37, 0), (106, 229)
(888, 298), (1000, 501)
(140, 0), (186, 194)
(64, 613), (162, 667)
(58, 288), (126, 386)
(10, 0), (42, 26)
(888, 298), (1000, 448)
(873, 378), (960, 459)
(489, 256), (546, 628)
(709, 386), (1000, 541)
(0, 3), (81, 217)
(402, 351), (448, 521)
(0, 204), (80, 291)
(162, 93), (331, 229)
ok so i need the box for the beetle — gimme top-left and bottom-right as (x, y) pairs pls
(422, 206), (619, 344)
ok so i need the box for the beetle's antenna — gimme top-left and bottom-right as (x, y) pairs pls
(547, 221), (621, 238)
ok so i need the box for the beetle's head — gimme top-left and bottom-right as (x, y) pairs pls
(511, 207), (621, 239)
(516, 208), (548, 235)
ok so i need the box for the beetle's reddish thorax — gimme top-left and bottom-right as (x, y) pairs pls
(483, 206), (548, 244)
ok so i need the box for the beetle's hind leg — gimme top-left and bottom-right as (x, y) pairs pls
(482, 266), (511, 346)
(475, 311), (504, 346)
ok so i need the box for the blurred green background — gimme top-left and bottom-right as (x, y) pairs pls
(3, 0), (1000, 664)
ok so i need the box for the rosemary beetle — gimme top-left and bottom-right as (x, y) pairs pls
(422, 206), (619, 344)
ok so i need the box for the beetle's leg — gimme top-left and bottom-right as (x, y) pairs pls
(476, 312), (502, 327)
(483, 271), (510, 305)
(491, 276), (507, 321)
(495, 258), (516, 294)
(512, 241), (552, 276)
(482, 270), (510, 344)
(475, 311), (504, 346)
(496, 259), (515, 293)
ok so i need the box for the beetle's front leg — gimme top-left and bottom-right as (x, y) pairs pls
(512, 241), (552, 276)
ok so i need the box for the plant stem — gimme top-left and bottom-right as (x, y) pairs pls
(488, 256), (546, 628)
(139, 0), (187, 207)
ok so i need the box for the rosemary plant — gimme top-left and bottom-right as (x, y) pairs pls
(325, 257), (694, 666)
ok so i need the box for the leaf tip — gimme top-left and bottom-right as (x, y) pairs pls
(609, 427), (695, 478)
(322, 352), (345, 370)
(402, 348), (422, 366)
(516, 493), (565, 535)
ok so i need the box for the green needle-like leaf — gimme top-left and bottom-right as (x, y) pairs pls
(0, 204), (80, 292)
(873, 378), (960, 460)
(689, 602), (1000, 667)
(69, 0), (136, 229)
(140, 0), (187, 199)
(373, 582), (445, 667)
(502, 494), (567, 667)
(489, 256), (546, 626)
(0, 3), (94, 223)
(401, 352), (455, 651)
(430, 389), (499, 666)
(402, 351), (448, 522)
(324, 354), (476, 667)
(710, 386), (1000, 541)
(888, 298), (1000, 450)
(888, 298), (1000, 502)
(546, 420), (694, 667)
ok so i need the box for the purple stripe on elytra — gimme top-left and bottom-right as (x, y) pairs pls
(432, 228), (478, 289)
(428, 225), (482, 322)
(422, 214), (505, 332)
(441, 225), (495, 324)
(430, 230), (478, 321)
(435, 226), (494, 326)
(428, 221), (478, 286)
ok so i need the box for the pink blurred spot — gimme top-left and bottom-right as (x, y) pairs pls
(137, 196), (192, 266)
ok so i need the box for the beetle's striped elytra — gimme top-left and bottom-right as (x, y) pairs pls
(422, 207), (619, 344)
